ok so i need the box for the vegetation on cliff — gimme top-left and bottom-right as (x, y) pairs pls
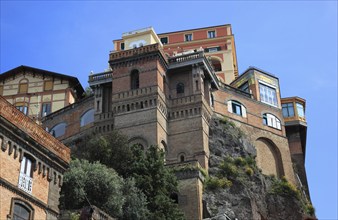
(203, 116), (315, 220)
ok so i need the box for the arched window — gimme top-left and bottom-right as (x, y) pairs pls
(262, 113), (281, 130)
(80, 109), (95, 127)
(50, 122), (67, 137)
(11, 199), (34, 220)
(18, 79), (28, 94)
(180, 155), (185, 162)
(176, 83), (184, 94)
(131, 70), (140, 90)
(227, 100), (247, 117)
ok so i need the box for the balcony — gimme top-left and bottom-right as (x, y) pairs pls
(88, 71), (113, 86)
(18, 173), (33, 194)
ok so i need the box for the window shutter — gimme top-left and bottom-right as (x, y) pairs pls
(19, 83), (28, 93)
(242, 105), (247, 118)
(227, 100), (232, 113)
(44, 81), (53, 91)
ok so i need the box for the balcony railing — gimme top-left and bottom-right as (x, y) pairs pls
(88, 71), (113, 84)
(18, 173), (33, 194)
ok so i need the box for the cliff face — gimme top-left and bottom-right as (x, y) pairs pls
(203, 117), (305, 220)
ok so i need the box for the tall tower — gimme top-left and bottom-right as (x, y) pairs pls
(89, 27), (218, 219)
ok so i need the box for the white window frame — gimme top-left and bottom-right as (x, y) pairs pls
(185, 33), (193, 42)
(227, 100), (247, 118)
(263, 113), (281, 130)
(208, 30), (216, 38)
(259, 81), (278, 107)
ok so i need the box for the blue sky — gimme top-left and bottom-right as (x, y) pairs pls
(1, 1), (337, 219)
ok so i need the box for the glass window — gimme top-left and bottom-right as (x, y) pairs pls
(262, 113), (281, 130)
(259, 83), (278, 107)
(16, 105), (28, 115)
(41, 103), (51, 117)
(282, 103), (295, 118)
(13, 203), (30, 220)
(208, 30), (216, 38)
(232, 101), (242, 116)
(131, 70), (140, 90)
(80, 109), (95, 127)
(20, 156), (33, 177)
(160, 37), (168, 45)
(18, 156), (34, 194)
(121, 42), (125, 50)
(50, 123), (67, 137)
(185, 34), (192, 41)
(239, 81), (249, 93)
(296, 103), (305, 118)
(176, 83), (184, 94)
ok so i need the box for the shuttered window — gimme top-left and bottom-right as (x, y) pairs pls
(19, 83), (28, 94)
(44, 81), (53, 91)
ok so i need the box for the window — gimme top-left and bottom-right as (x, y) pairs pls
(80, 109), (95, 127)
(176, 83), (184, 94)
(227, 100), (247, 117)
(205, 47), (221, 53)
(282, 103), (295, 118)
(296, 103), (305, 118)
(13, 203), (32, 220)
(18, 80), (28, 94)
(16, 103), (28, 115)
(50, 122), (67, 137)
(44, 81), (53, 91)
(18, 156), (34, 194)
(41, 103), (51, 117)
(263, 113), (281, 130)
(130, 70), (140, 90)
(121, 42), (125, 50)
(259, 83), (278, 107)
(232, 101), (242, 116)
(185, 34), (192, 41)
(208, 30), (216, 38)
(160, 37), (168, 45)
(238, 81), (249, 93)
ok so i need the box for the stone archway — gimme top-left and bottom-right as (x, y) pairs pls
(255, 137), (284, 177)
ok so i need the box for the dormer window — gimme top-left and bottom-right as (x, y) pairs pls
(121, 42), (125, 50)
(208, 30), (216, 38)
(185, 34), (192, 42)
(160, 37), (168, 45)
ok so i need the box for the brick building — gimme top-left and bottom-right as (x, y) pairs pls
(0, 65), (84, 122)
(0, 96), (71, 220)
(40, 25), (311, 219)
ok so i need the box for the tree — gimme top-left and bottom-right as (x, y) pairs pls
(74, 131), (133, 177)
(60, 159), (148, 219)
(130, 145), (185, 220)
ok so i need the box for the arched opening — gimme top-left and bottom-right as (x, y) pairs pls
(130, 69), (140, 90)
(255, 138), (284, 178)
(176, 83), (184, 94)
(50, 122), (67, 137)
(210, 57), (222, 72)
(80, 109), (95, 127)
(11, 199), (34, 220)
(180, 155), (185, 162)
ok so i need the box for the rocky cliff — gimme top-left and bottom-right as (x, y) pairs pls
(203, 117), (314, 220)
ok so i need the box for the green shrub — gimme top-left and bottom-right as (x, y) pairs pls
(205, 177), (232, 190)
(234, 157), (246, 166)
(199, 167), (208, 177)
(245, 166), (254, 176)
(219, 162), (239, 178)
(245, 156), (256, 166)
(270, 176), (301, 199)
(305, 203), (315, 216)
